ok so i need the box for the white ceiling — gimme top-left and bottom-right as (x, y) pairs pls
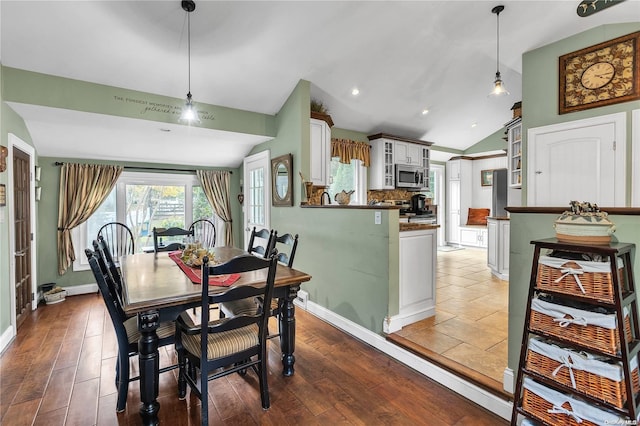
(1, 1), (638, 167)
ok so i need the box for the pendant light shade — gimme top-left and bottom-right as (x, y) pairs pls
(489, 5), (509, 97)
(180, 0), (200, 123)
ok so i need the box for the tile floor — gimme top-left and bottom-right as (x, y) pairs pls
(393, 246), (509, 386)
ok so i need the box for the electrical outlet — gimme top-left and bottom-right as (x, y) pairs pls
(374, 211), (382, 225)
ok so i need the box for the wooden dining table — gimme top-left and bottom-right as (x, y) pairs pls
(120, 246), (312, 426)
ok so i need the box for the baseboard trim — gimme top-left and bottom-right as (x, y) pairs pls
(0, 325), (16, 355)
(303, 300), (512, 420)
(61, 283), (98, 296)
(383, 306), (436, 334)
(503, 367), (515, 394)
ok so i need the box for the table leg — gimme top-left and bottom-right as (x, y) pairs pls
(138, 310), (160, 426)
(279, 285), (299, 376)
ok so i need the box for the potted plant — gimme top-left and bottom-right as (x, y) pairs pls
(310, 99), (333, 127)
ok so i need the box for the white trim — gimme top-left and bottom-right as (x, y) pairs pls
(7, 134), (38, 342)
(383, 307), (436, 334)
(503, 367), (515, 394)
(527, 112), (626, 207)
(302, 300), (512, 420)
(243, 150), (271, 249)
(0, 324), (16, 355)
(60, 283), (99, 296)
(632, 109), (640, 206)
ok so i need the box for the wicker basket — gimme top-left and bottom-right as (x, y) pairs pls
(529, 302), (631, 356)
(44, 288), (67, 304)
(526, 343), (640, 408)
(522, 388), (599, 426)
(536, 256), (623, 303)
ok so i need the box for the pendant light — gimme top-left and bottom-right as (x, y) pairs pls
(489, 5), (509, 97)
(180, 0), (200, 123)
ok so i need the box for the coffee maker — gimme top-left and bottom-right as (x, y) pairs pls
(411, 194), (427, 214)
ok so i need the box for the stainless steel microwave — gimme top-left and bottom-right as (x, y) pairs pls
(395, 164), (428, 189)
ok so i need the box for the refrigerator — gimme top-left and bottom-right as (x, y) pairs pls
(492, 168), (508, 217)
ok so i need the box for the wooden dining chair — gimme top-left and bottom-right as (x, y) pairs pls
(85, 248), (177, 413)
(174, 253), (278, 425)
(273, 233), (299, 268)
(247, 227), (275, 258)
(188, 219), (216, 248)
(152, 226), (193, 252)
(97, 222), (135, 261)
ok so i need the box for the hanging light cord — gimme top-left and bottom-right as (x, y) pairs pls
(495, 8), (501, 76)
(187, 8), (191, 97)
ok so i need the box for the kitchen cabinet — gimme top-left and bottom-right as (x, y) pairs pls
(368, 137), (395, 190)
(310, 117), (331, 186)
(459, 226), (488, 248)
(394, 141), (429, 167)
(384, 228), (437, 333)
(507, 117), (522, 188)
(446, 158), (472, 244)
(487, 218), (509, 279)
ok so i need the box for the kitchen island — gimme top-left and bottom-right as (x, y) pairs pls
(384, 224), (439, 333)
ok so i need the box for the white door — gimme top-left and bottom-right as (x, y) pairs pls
(430, 164), (445, 246)
(447, 179), (460, 244)
(243, 151), (270, 250)
(528, 113), (625, 207)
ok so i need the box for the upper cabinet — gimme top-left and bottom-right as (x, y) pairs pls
(310, 117), (332, 186)
(506, 117), (522, 188)
(368, 133), (433, 190)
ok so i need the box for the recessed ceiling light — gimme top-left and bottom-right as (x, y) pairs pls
(471, 122), (478, 128)
(421, 109), (429, 115)
(351, 87), (360, 96)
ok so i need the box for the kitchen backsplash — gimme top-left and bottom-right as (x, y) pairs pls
(304, 186), (431, 205)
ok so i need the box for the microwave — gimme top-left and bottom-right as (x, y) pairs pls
(395, 164), (428, 189)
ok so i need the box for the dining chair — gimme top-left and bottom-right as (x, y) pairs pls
(93, 237), (126, 308)
(273, 233), (299, 268)
(85, 247), (177, 413)
(174, 253), (278, 425)
(152, 226), (193, 252)
(247, 227), (275, 258)
(97, 222), (135, 261)
(189, 219), (216, 248)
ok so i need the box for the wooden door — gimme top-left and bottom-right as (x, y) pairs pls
(528, 113), (625, 207)
(242, 151), (270, 250)
(13, 147), (32, 328)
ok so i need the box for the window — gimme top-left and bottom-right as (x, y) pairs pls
(328, 158), (367, 205)
(73, 171), (219, 271)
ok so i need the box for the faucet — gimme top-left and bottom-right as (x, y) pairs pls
(320, 191), (331, 205)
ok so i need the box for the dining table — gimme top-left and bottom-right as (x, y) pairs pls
(120, 246), (312, 426)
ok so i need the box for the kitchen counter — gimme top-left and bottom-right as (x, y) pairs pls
(301, 204), (401, 209)
(399, 223), (439, 232)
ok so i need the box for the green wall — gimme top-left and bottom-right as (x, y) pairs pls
(508, 23), (640, 376)
(464, 127), (508, 155)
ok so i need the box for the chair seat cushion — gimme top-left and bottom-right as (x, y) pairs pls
(124, 317), (175, 344)
(220, 298), (259, 317)
(182, 323), (259, 360)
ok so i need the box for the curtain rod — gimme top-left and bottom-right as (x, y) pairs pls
(53, 162), (232, 174)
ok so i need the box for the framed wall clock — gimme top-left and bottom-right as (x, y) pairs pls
(559, 31), (640, 114)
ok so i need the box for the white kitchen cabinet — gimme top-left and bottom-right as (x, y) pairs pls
(459, 226), (488, 248)
(384, 228), (437, 333)
(506, 117), (522, 188)
(310, 117), (331, 186)
(445, 158), (472, 245)
(394, 141), (426, 167)
(487, 218), (509, 279)
(368, 137), (395, 189)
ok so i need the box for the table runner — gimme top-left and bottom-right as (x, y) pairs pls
(168, 251), (240, 286)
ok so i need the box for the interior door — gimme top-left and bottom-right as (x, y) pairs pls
(13, 147), (32, 329)
(243, 151), (270, 249)
(528, 113), (625, 207)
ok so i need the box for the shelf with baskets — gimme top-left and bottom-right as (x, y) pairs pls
(506, 117), (522, 188)
(511, 238), (640, 425)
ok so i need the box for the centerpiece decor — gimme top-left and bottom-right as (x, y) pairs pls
(554, 201), (616, 244)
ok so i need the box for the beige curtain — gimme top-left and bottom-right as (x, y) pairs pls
(331, 138), (371, 167)
(57, 163), (123, 275)
(196, 170), (233, 246)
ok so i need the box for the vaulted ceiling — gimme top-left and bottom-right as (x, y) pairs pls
(2, 1), (638, 166)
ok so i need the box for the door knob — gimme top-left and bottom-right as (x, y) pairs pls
(535, 171), (542, 174)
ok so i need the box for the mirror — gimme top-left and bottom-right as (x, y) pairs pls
(271, 153), (293, 206)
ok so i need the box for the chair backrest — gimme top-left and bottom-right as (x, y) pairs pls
(153, 226), (193, 252)
(247, 227), (275, 258)
(273, 233), (299, 267)
(189, 219), (216, 248)
(86, 249), (129, 344)
(97, 222), (135, 260)
(94, 237), (125, 304)
(199, 253), (278, 348)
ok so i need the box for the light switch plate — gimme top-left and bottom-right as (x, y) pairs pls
(374, 211), (381, 225)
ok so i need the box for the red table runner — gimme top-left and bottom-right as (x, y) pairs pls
(168, 251), (240, 287)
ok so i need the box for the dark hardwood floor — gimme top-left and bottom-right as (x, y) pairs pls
(0, 294), (507, 425)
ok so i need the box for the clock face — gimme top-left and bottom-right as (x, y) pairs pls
(580, 62), (615, 90)
(559, 31), (640, 114)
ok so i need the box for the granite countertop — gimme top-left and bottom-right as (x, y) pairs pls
(399, 223), (440, 232)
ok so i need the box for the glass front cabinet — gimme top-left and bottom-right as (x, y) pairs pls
(507, 117), (522, 188)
